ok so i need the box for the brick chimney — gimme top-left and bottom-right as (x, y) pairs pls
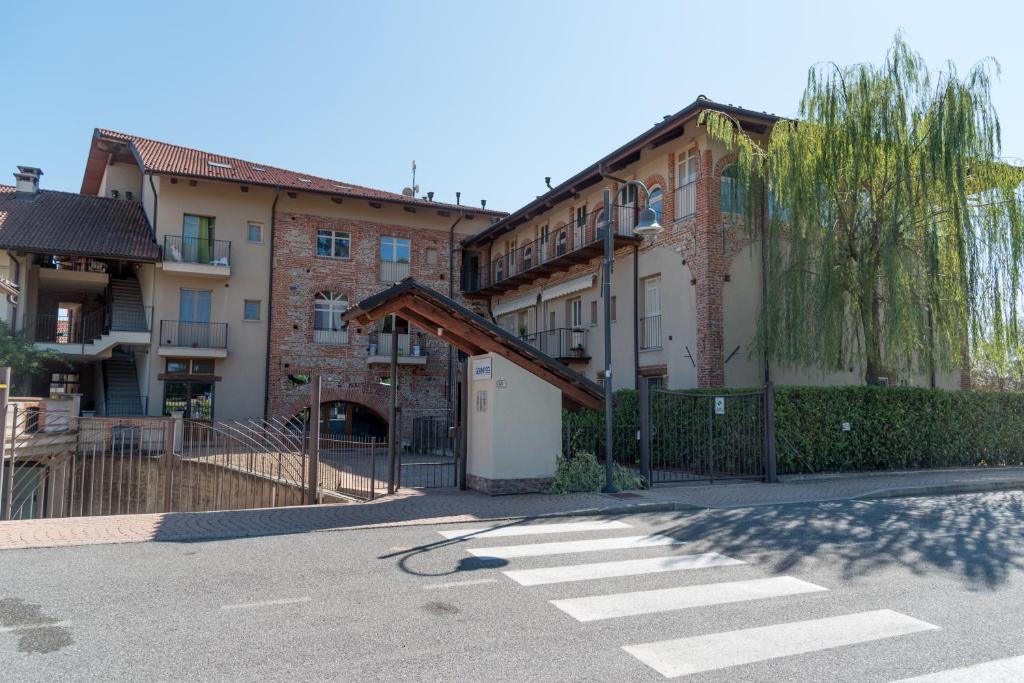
(14, 166), (43, 200)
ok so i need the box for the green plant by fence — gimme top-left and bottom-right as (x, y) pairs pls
(564, 386), (1024, 476)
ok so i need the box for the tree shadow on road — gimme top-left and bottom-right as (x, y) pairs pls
(657, 492), (1024, 589)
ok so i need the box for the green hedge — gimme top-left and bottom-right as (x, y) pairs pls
(775, 386), (1024, 473)
(565, 386), (1024, 475)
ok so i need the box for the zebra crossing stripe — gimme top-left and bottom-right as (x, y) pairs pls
(437, 520), (631, 540)
(504, 553), (744, 586)
(551, 576), (828, 622)
(895, 654), (1024, 682)
(622, 609), (939, 678)
(468, 534), (682, 559)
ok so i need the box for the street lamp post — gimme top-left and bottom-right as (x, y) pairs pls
(597, 170), (662, 493)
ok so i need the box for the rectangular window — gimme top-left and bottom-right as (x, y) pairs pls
(589, 300), (598, 326)
(247, 221), (264, 243)
(166, 359), (189, 374)
(243, 300), (260, 321)
(568, 297), (583, 329)
(380, 237), (411, 282)
(317, 230), (350, 258)
(166, 359), (215, 375)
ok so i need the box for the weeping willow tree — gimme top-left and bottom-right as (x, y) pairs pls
(701, 35), (1024, 385)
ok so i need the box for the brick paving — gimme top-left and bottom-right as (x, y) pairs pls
(1, 467), (1022, 551)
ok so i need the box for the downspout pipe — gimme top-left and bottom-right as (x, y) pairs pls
(147, 171), (159, 243)
(263, 187), (281, 417)
(447, 213), (465, 405)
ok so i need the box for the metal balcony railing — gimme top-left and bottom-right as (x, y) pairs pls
(159, 320), (228, 349)
(313, 328), (348, 345)
(32, 305), (152, 345)
(380, 260), (410, 283)
(640, 315), (662, 350)
(469, 205), (639, 293)
(520, 327), (589, 359)
(674, 180), (697, 219)
(163, 235), (231, 267)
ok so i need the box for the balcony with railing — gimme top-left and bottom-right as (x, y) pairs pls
(464, 204), (643, 296)
(366, 330), (427, 365)
(31, 305), (152, 356)
(674, 180), (697, 220)
(639, 315), (662, 351)
(158, 320), (228, 356)
(520, 327), (589, 363)
(162, 235), (232, 277)
(313, 327), (348, 345)
(380, 260), (410, 283)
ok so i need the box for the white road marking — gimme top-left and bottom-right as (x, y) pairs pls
(623, 609), (939, 678)
(220, 596), (311, 610)
(895, 654), (1024, 682)
(469, 534), (682, 559)
(0, 620), (71, 633)
(437, 520), (631, 540)
(504, 553), (745, 586)
(551, 576), (828, 622)
(421, 578), (500, 590)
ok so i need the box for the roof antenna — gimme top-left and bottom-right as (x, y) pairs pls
(545, 177), (552, 190)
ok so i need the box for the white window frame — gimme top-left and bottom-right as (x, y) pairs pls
(380, 236), (410, 263)
(313, 291), (349, 344)
(316, 230), (351, 259)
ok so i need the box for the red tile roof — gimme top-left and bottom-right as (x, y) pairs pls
(86, 129), (506, 217)
(0, 185), (160, 261)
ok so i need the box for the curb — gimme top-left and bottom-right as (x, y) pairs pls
(857, 479), (1024, 501)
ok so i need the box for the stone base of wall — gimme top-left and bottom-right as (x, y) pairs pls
(466, 473), (553, 495)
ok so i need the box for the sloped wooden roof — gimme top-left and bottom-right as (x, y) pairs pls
(344, 279), (603, 411)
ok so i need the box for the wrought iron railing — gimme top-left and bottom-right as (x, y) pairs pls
(159, 320), (228, 349)
(313, 328), (348, 345)
(32, 305), (152, 345)
(380, 260), (410, 283)
(469, 205), (639, 293)
(674, 180), (697, 219)
(163, 235), (231, 267)
(640, 315), (662, 350)
(520, 327), (589, 359)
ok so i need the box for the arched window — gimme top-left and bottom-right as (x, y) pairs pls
(523, 244), (534, 271)
(648, 186), (664, 224)
(556, 230), (567, 256)
(313, 291), (348, 345)
(494, 254), (504, 282)
(720, 164), (745, 215)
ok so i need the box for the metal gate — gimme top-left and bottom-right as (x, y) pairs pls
(394, 407), (458, 488)
(640, 382), (776, 484)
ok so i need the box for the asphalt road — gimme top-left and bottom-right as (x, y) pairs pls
(2, 491), (1024, 681)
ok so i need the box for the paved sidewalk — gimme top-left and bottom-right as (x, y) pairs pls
(1, 467), (1022, 551)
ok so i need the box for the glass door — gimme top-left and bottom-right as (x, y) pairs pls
(179, 289), (212, 347)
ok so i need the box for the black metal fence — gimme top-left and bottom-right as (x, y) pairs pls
(33, 305), (152, 345)
(521, 327), (589, 360)
(395, 408), (457, 488)
(159, 320), (228, 349)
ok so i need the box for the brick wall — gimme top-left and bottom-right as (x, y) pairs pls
(267, 210), (468, 421)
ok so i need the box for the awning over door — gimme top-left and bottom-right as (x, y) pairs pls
(492, 290), (539, 317)
(344, 279), (602, 410)
(541, 273), (596, 302)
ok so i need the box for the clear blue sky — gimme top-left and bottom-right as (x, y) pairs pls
(2, 0), (1021, 212)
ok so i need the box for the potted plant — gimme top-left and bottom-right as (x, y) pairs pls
(412, 332), (423, 357)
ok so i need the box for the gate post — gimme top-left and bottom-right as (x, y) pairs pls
(763, 381), (778, 483)
(458, 360), (468, 491)
(0, 367), (10, 521)
(307, 375), (321, 504)
(162, 417), (175, 512)
(638, 376), (651, 483)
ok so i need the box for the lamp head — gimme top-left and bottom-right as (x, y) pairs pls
(633, 207), (663, 236)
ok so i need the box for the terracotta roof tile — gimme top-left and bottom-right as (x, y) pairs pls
(93, 129), (506, 216)
(0, 185), (159, 261)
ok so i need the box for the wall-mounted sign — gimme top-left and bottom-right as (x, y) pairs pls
(714, 396), (725, 415)
(472, 357), (492, 381)
(496, 379), (507, 388)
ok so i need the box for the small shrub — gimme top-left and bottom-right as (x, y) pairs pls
(548, 452), (647, 493)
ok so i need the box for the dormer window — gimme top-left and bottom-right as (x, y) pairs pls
(208, 160), (233, 170)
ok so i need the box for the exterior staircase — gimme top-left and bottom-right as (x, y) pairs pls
(103, 354), (145, 416)
(109, 278), (148, 331)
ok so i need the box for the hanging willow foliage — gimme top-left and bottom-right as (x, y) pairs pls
(701, 35), (1024, 385)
